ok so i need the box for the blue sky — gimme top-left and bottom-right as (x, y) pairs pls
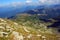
(0, 0), (25, 4)
(0, 0), (60, 18)
(0, 0), (60, 7)
(0, 0), (38, 7)
(0, 0), (36, 4)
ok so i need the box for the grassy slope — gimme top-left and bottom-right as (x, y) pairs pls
(12, 14), (57, 33)
(9, 14), (60, 40)
(0, 14), (59, 40)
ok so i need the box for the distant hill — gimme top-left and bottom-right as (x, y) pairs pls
(0, 4), (60, 18)
(25, 5), (60, 19)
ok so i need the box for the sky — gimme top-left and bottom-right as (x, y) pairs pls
(0, 0), (60, 18)
(0, 0), (60, 7)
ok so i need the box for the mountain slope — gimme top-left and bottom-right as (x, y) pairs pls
(10, 14), (60, 40)
(0, 17), (60, 40)
(25, 5), (60, 19)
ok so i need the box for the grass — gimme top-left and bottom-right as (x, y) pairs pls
(0, 14), (60, 40)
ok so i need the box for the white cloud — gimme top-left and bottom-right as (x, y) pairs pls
(25, 0), (39, 6)
(38, 0), (60, 5)
(0, 2), (22, 7)
(10, 2), (22, 7)
(39, 0), (46, 3)
(0, 0), (60, 7)
(25, 0), (32, 4)
(26, 0), (31, 3)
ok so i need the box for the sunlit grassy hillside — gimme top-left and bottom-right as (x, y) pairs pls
(0, 18), (59, 40)
(8, 13), (60, 40)
(11, 14), (58, 33)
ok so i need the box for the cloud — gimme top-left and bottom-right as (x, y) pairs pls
(39, 0), (46, 3)
(38, 0), (60, 5)
(0, 2), (22, 7)
(10, 2), (22, 7)
(25, 0), (32, 5)
(25, 0), (39, 6)
(0, 0), (60, 7)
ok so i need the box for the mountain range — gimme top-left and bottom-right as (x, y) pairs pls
(0, 4), (60, 18)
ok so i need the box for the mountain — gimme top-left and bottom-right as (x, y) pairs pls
(8, 5), (60, 32)
(25, 5), (60, 19)
(0, 5), (38, 18)
(0, 18), (60, 40)
(0, 4), (60, 40)
(0, 4), (60, 18)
